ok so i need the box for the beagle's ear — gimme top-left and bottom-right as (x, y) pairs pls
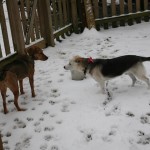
(75, 57), (83, 63)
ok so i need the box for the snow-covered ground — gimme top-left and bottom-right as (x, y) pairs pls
(1, 22), (150, 150)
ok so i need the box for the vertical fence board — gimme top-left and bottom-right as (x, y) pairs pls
(19, 0), (27, 36)
(66, 0), (71, 24)
(135, 0), (141, 23)
(62, 0), (67, 25)
(52, 0), (58, 30)
(37, 0), (55, 47)
(102, 0), (108, 29)
(62, 0), (67, 38)
(128, 0), (133, 25)
(58, 0), (63, 28)
(84, 0), (96, 29)
(26, 0), (35, 42)
(144, 0), (149, 21)
(0, 1), (11, 55)
(0, 45), (2, 58)
(6, 0), (25, 54)
(71, 0), (79, 33)
(144, 0), (148, 10)
(93, 0), (99, 18)
(136, 0), (140, 11)
(25, 0), (38, 44)
(76, 0), (85, 31)
(111, 0), (118, 28)
(34, 11), (40, 39)
(93, 0), (99, 30)
(120, 0), (125, 26)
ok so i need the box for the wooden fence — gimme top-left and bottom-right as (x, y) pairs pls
(0, 0), (150, 67)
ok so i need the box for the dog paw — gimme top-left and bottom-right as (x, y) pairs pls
(140, 115), (149, 124)
(44, 126), (55, 132)
(126, 112), (135, 117)
(56, 120), (63, 125)
(43, 111), (49, 115)
(51, 145), (59, 150)
(40, 143), (48, 150)
(61, 104), (69, 112)
(44, 135), (53, 141)
(26, 117), (34, 122)
(137, 131), (150, 145)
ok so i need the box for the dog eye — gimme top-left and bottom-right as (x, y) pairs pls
(69, 63), (71, 65)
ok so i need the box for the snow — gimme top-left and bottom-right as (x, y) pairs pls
(1, 22), (150, 150)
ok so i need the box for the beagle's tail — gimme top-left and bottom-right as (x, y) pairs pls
(141, 57), (150, 62)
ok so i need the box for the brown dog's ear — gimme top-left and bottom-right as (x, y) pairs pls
(25, 47), (34, 56)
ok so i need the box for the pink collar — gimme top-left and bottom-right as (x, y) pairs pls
(88, 57), (94, 63)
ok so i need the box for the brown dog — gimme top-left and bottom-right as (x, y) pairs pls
(0, 46), (48, 114)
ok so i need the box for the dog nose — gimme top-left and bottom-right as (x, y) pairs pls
(45, 56), (48, 60)
(64, 66), (66, 69)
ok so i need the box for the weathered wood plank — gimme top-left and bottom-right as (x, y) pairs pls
(25, 0), (38, 44)
(26, 0), (35, 42)
(135, 0), (141, 23)
(6, 0), (25, 54)
(58, 0), (63, 27)
(93, 0), (99, 30)
(19, 0), (27, 35)
(111, 0), (118, 28)
(83, 0), (96, 29)
(127, 0), (133, 25)
(71, 0), (79, 33)
(0, 1), (11, 55)
(37, 0), (55, 47)
(52, 0), (58, 30)
(102, 0), (108, 29)
(34, 11), (40, 39)
(0, 44), (2, 58)
(62, 0), (67, 25)
(96, 10), (150, 25)
(120, 0), (125, 26)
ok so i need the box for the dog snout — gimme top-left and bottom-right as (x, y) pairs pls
(44, 55), (48, 60)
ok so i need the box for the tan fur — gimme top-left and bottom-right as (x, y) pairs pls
(0, 46), (48, 114)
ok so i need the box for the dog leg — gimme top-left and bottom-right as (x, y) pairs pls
(19, 79), (25, 94)
(6, 72), (26, 111)
(128, 73), (137, 87)
(137, 75), (150, 88)
(29, 76), (35, 97)
(99, 80), (105, 94)
(0, 84), (8, 114)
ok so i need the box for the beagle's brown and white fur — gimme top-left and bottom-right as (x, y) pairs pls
(64, 55), (150, 93)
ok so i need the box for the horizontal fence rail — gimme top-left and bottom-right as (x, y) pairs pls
(0, 0), (150, 68)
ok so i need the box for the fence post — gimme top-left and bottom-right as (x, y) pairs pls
(0, 134), (3, 150)
(83, 0), (95, 29)
(37, 0), (55, 47)
(71, 0), (79, 33)
(6, 0), (25, 54)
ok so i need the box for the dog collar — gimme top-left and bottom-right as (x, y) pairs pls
(84, 57), (94, 75)
(88, 57), (94, 63)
